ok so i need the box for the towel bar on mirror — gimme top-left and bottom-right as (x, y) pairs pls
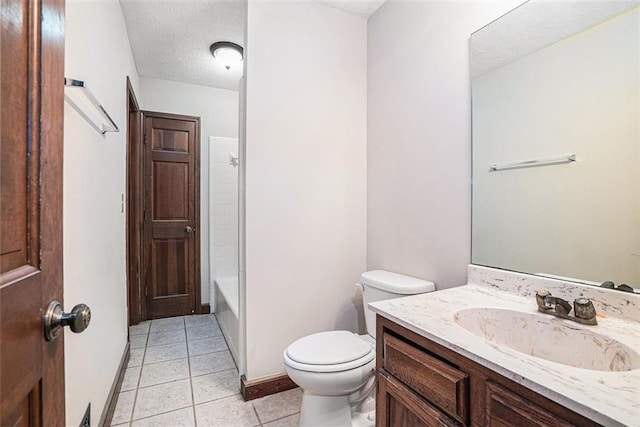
(490, 154), (576, 171)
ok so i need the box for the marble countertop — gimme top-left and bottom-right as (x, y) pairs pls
(369, 266), (640, 427)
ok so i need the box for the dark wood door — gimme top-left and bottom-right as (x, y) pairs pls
(0, 0), (66, 425)
(142, 112), (201, 319)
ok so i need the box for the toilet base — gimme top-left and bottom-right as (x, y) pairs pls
(352, 396), (375, 427)
(298, 393), (375, 427)
(299, 394), (351, 427)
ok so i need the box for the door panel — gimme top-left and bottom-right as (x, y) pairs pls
(153, 161), (189, 219)
(4, 382), (41, 427)
(152, 238), (188, 295)
(1, 0), (33, 274)
(143, 112), (200, 319)
(1, 272), (42, 422)
(0, 0), (65, 425)
(152, 128), (189, 152)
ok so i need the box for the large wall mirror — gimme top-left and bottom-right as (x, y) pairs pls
(471, 0), (639, 289)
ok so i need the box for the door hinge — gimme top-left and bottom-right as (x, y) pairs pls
(143, 133), (148, 144)
(144, 286), (148, 297)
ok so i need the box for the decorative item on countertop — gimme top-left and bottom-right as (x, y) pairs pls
(600, 281), (635, 293)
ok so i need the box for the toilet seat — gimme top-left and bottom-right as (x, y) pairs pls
(284, 331), (375, 373)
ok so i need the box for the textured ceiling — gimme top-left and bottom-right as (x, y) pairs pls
(471, 1), (640, 79)
(120, 0), (246, 91)
(120, 0), (385, 91)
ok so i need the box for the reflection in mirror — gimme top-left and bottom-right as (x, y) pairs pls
(471, 1), (639, 290)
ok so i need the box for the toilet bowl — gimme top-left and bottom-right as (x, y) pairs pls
(284, 270), (435, 427)
(284, 331), (376, 427)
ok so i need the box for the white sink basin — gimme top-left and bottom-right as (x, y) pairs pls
(454, 307), (640, 372)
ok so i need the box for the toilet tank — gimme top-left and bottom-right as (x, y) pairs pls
(360, 270), (435, 339)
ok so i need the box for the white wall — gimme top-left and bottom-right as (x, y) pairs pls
(139, 77), (240, 305)
(472, 8), (639, 285)
(244, 0), (367, 380)
(63, 2), (139, 425)
(366, 0), (523, 290)
(209, 137), (240, 286)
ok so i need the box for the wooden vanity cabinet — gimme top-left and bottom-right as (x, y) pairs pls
(376, 316), (602, 427)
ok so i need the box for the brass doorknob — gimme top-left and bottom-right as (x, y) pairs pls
(44, 301), (91, 342)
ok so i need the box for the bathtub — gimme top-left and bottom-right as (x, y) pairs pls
(215, 277), (239, 364)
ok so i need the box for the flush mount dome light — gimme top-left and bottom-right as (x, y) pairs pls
(210, 41), (243, 71)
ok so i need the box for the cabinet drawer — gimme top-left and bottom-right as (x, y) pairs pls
(485, 381), (574, 427)
(378, 371), (462, 427)
(382, 333), (469, 424)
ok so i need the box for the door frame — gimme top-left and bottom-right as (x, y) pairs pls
(127, 109), (202, 323)
(125, 77), (144, 325)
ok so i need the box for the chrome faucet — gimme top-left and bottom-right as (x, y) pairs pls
(535, 290), (598, 325)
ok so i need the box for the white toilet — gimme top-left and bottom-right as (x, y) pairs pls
(283, 270), (435, 427)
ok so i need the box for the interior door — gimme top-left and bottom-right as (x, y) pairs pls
(143, 111), (201, 319)
(0, 0), (66, 425)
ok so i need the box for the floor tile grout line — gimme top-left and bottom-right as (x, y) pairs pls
(186, 334), (225, 341)
(263, 412), (302, 425)
(148, 328), (186, 334)
(189, 347), (231, 358)
(141, 339), (187, 349)
(135, 350), (232, 371)
(185, 320), (199, 427)
(252, 404), (264, 427)
(141, 333), (225, 350)
(187, 335), (226, 344)
(137, 375), (191, 391)
(129, 403), (194, 424)
(139, 337), (225, 353)
(192, 391), (243, 408)
(190, 366), (237, 382)
(127, 334), (148, 425)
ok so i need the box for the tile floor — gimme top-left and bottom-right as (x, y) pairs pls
(110, 314), (302, 426)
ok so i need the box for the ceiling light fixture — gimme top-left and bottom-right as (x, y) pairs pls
(210, 41), (243, 71)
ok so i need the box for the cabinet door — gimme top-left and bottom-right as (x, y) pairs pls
(485, 381), (574, 427)
(377, 371), (462, 427)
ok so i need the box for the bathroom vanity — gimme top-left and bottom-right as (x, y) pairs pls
(371, 2), (640, 425)
(375, 317), (599, 427)
(370, 266), (640, 427)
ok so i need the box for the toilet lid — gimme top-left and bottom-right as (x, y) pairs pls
(286, 331), (373, 365)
